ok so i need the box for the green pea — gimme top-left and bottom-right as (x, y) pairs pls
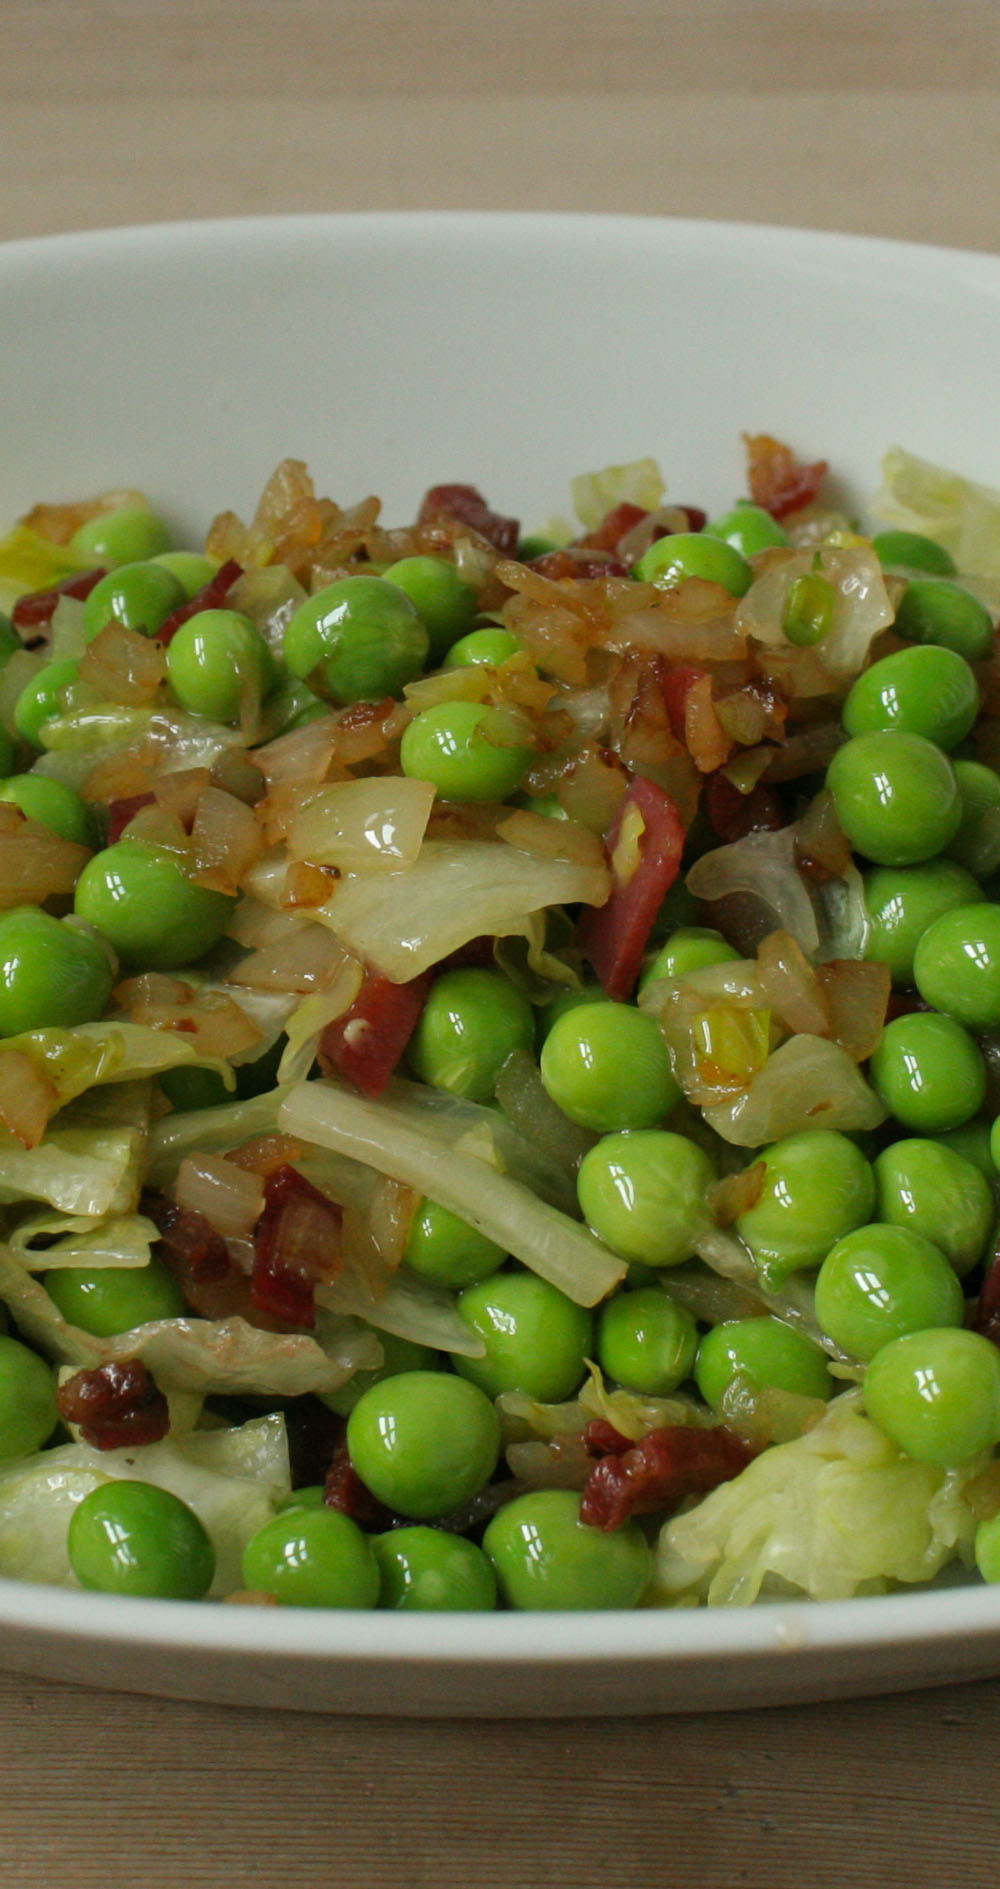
(0, 773), (95, 846)
(695, 1316), (832, 1409)
(322, 1329), (437, 1417)
(402, 1198), (506, 1289)
(240, 1507), (379, 1608)
(42, 1257), (185, 1337)
(73, 839), (234, 971)
(0, 908), (114, 1036)
(152, 551), (218, 599)
(517, 534), (560, 560)
(873, 1138), (994, 1276)
(279, 1485), (326, 1512)
(539, 1000), (679, 1131)
(482, 1489), (651, 1610)
(14, 657), (80, 747)
(82, 561), (186, 641)
(734, 1129), (876, 1287)
(0, 614), (22, 669)
(863, 1327), (1000, 1464)
(0, 1334), (57, 1459)
(443, 627), (522, 669)
(407, 967), (535, 1102)
(400, 700), (534, 803)
(826, 731), (962, 866)
(166, 608), (276, 724)
(576, 1130), (715, 1267)
(373, 1526), (498, 1611)
(814, 1224), (964, 1362)
(633, 531), (753, 597)
(380, 555), (478, 662)
(453, 1269), (592, 1402)
(346, 1371), (501, 1520)
(69, 1481), (215, 1599)
(945, 761), (1000, 878)
(783, 571), (836, 647)
(158, 1065), (232, 1112)
(283, 576), (429, 704)
(704, 503), (790, 557)
(70, 506), (173, 566)
(938, 1119), (997, 1184)
(596, 1285), (698, 1395)
(639, 928), (741, 990)
(870, 529), (957, 577)
(842, 644), (980, 751)
(869, 1010), (986, 1131)
(892, 577), (995, 661)
(537, 981), (608, 1038)
(913, 902), (1000, 1031)
(974, 1511), (1000, 1583)
(863, 859), (984, 986)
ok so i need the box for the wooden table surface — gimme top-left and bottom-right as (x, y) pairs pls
(3, 4), (1000, 1883)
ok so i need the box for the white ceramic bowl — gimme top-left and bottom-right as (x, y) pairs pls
(2, 212), (1000, 1717)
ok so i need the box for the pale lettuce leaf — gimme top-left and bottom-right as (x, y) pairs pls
(0, 1414), (289, 1594)
(873, 446), (1000, 576)
(651, 1395), (979, 1606)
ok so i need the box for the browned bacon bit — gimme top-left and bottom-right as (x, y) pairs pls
(579, 1423), (756, 1531)
(155, 557), (243, 647)
(526, 548), (628, 581)
(579, 776), (686, 1000)
(583, 1418), (633, 1456)
(417, 483), (520, 557)
(10, 565), (106, 636)
(318, 969), (430, 1098)
(743, 433), (829, 522)
(324, 1442), (397, 1529)
(107, 791), (156, 843)
(57, 1359), (170, 1451)
(143, 1191), (231, 1284)
(251, 1164), (343, 1328)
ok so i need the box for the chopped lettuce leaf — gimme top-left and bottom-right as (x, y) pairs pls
(570, 459), (665, 530)
(651, 1394), (979, 1606)
(873, 446), (1000, 576)
(312, 839), (609, 982)
(0, 1245), (358, 1396)
(0, 1018), (236, 1145)
(8, 1208), (158, 1270)
(0, 1122), (145, 1215)
(316, 1266), (486, 1358)
(0, 525), (88, 610)
(0, 1414), (289, 1594)
(280, 1077), (627, 1307)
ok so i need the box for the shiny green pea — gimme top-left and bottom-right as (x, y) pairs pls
(69, 1481), (215, 1599)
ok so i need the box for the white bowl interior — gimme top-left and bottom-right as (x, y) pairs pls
(2, 213), (1000, 1714)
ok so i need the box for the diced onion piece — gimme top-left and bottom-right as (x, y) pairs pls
(816, 958), (890, 1062)
(189, 785), (263, 894)
(0, 1048), (61, 1151)
(287, 776), (435, 873)
(702, 1034), (887, 1146)
(687, 825), (819, 957)
(756, 929), (830, 1036)
(279, 1079), (627, 1307)
(736, 544), (893, 679)
(174, 1156), (265, 1241)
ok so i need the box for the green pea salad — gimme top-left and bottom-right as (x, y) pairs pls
(0, 437), (999, 1612)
